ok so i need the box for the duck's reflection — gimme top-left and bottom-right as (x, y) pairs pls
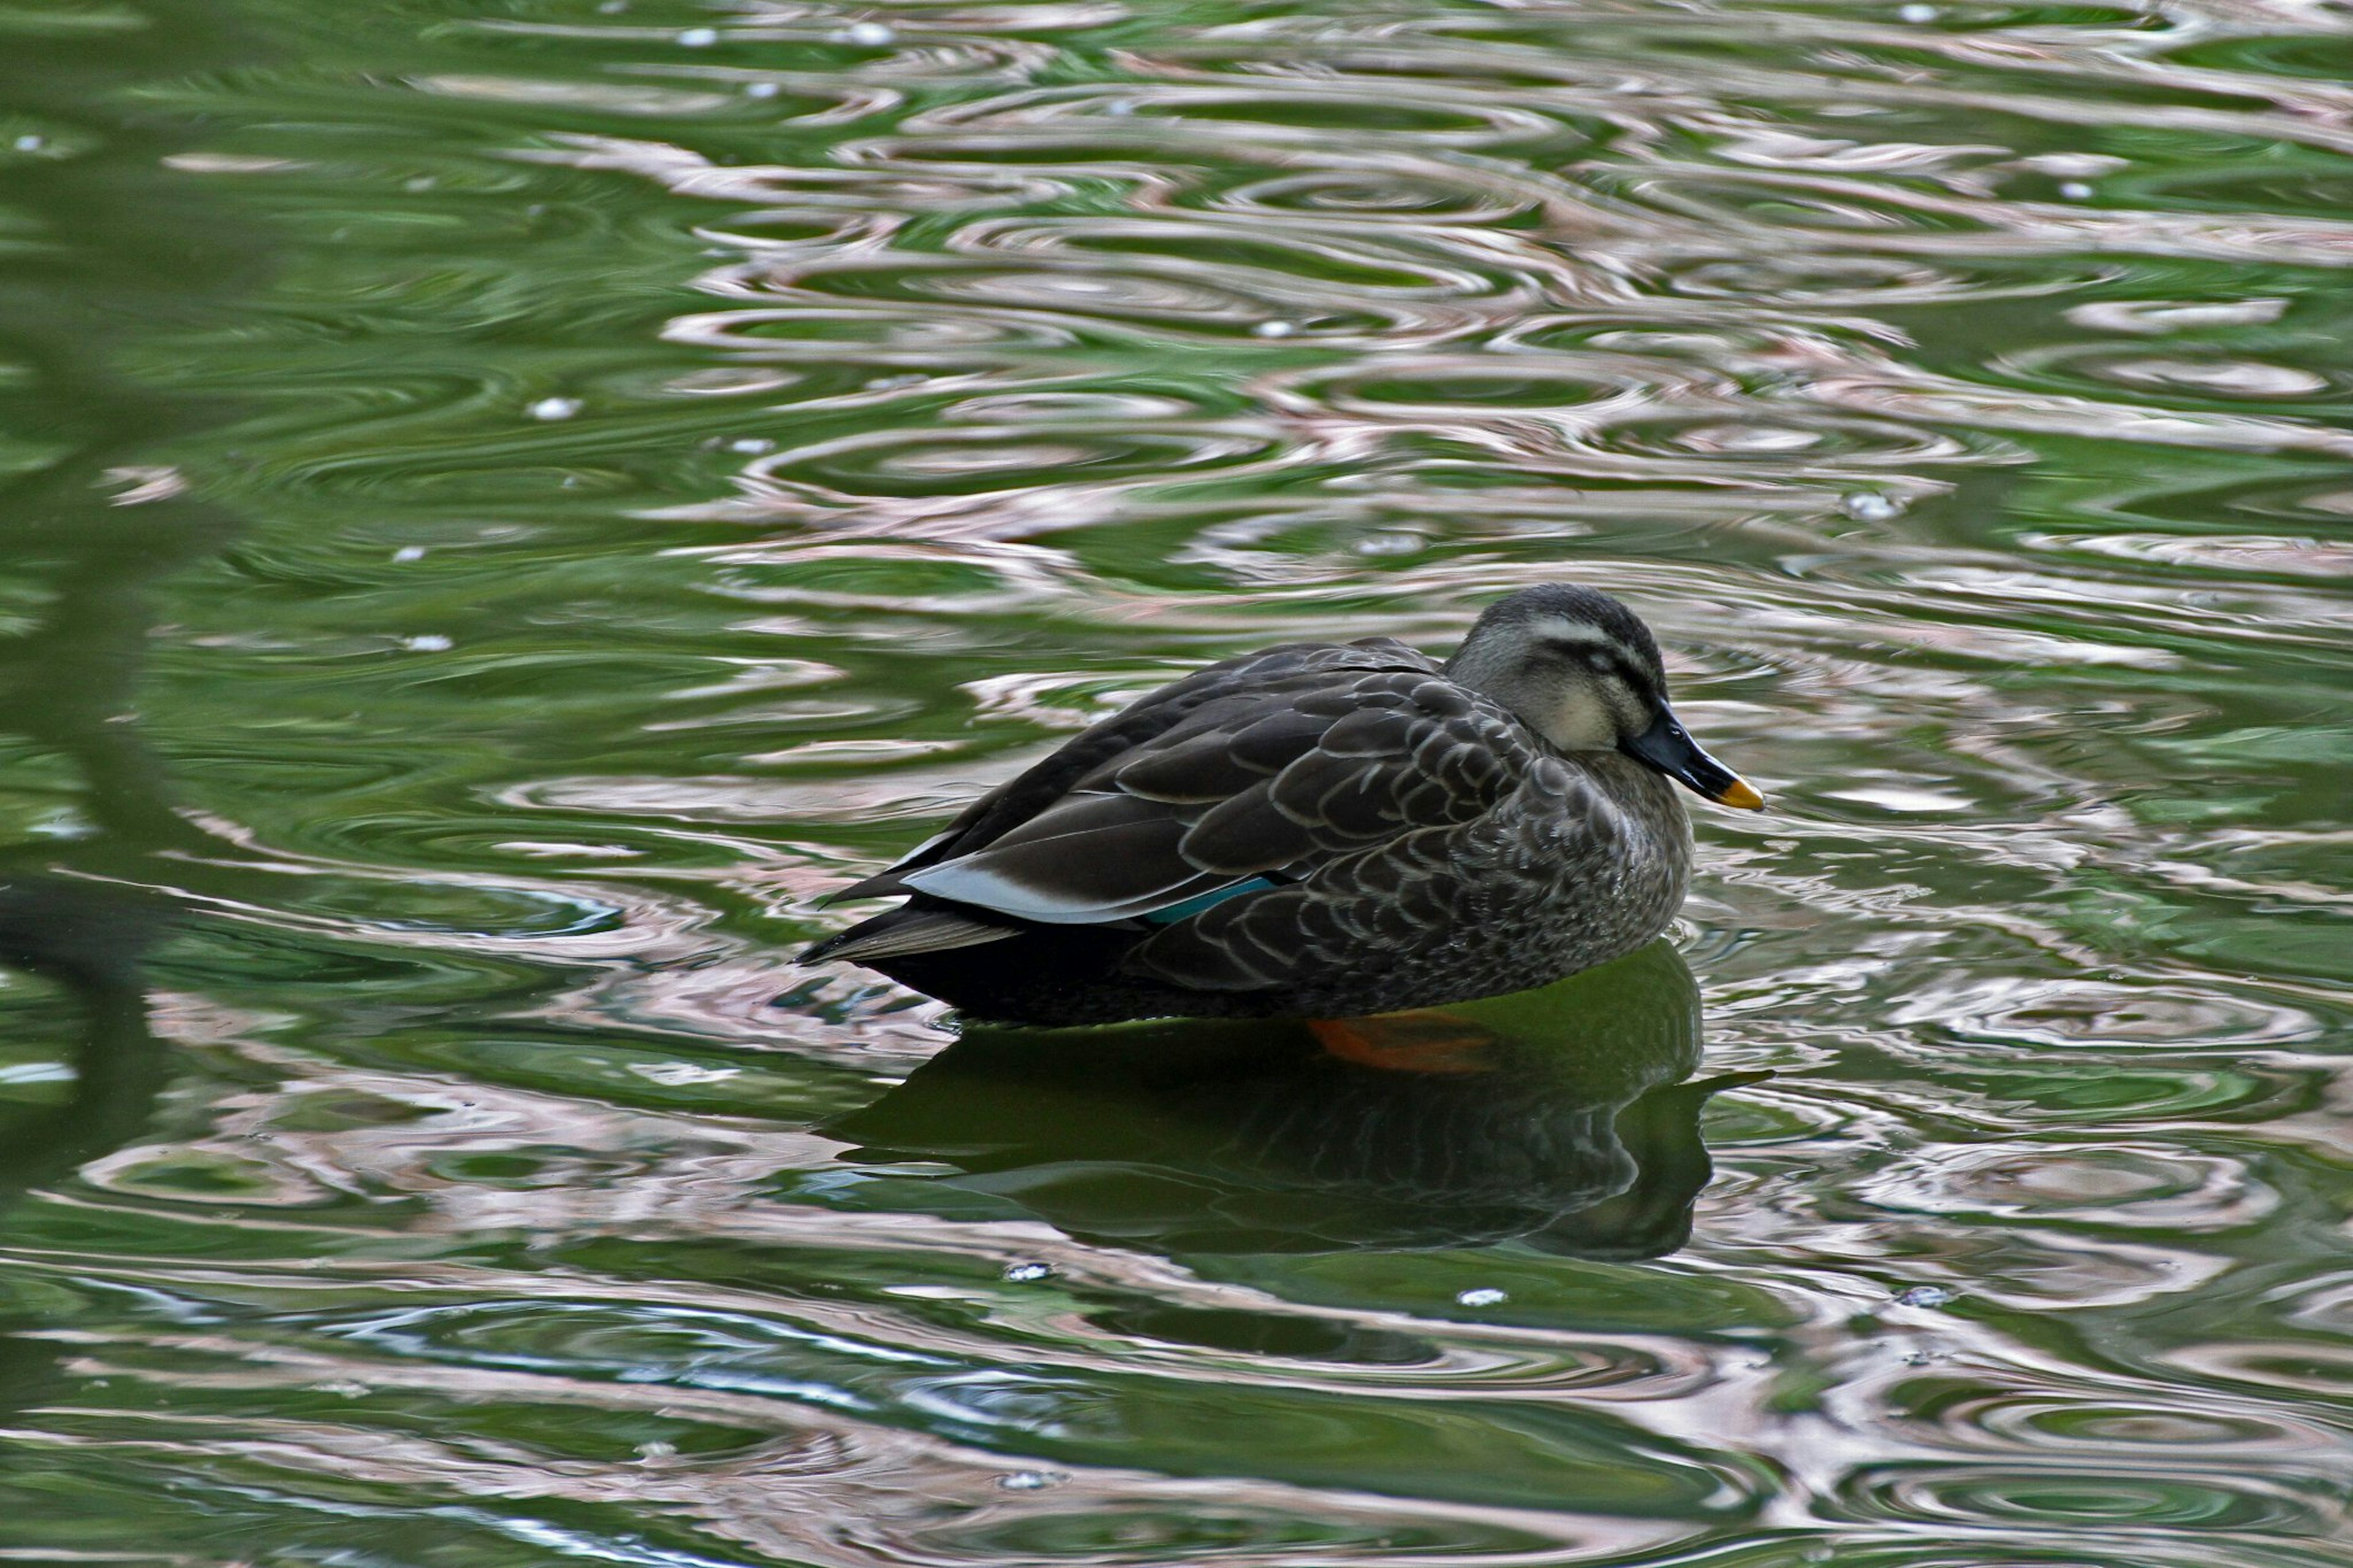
(0, 876), (172, 1422)
(832, 941), (1762, 1256)
(0, 879), (169, 1201)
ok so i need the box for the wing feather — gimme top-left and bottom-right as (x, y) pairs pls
(815, 636), (1547, 946)
(805, 907), (1017, 963)
(901, 794), (1227, 923)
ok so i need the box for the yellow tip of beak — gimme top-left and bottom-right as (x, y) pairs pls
(1713, 777), (1766, 811)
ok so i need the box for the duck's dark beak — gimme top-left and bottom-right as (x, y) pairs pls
(1623, 708), (1765, 811)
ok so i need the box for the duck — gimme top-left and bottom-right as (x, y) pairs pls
(799, 583), (1762, 1025)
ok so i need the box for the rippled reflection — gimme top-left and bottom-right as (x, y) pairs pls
(835, 942), (1757, 1256)
(4, 0), (2352, 1560)
(0, 876), (173, 1434)
(0, 878), (169, 1206)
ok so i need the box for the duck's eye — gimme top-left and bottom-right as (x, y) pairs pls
(1583, 650), (1612, 675)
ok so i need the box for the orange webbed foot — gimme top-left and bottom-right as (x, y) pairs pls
(1307, 1012), (1500, 1074)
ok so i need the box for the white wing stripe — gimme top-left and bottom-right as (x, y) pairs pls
(903, 858), (1240, 925)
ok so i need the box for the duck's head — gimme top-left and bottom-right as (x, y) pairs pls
(1444, 585), (1765, 811)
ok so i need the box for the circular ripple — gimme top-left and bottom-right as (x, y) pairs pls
(1194, 167), (1536, 225)
(1840, 1462), (2324, 1533)
(941, 1501), (1548, 1565)
(669, 303), (1078, 357)
(2159, 1342), (2353, 1398)
(766, 252), (1427, 340)
(1581, 410), (1973, 469)
(908, 83), (1570, 151)
(949, 215), (1514, 300)
(746, 423), (1279, 499)
(930, 267), (1270, 317)
(1951, 1064), (2305, 1124)
(1607, 170), (1992, 237)
(691, 208), (893, 252)
(1851, 1142), (2273, 1230)
(693, 542), (1080, 613)
(2026, 529), (2353, 581)
(1667, 253), (2124, 308)
(1968, 1394), (2322, 1456)
(1084, 1304), (1438, 1365)
(1892, 977), (2320, 1049)
(961, 668), (1165, 732)
(79, 1143), (342, 1208)
(1271, 355), (1718, 421)
(278, 816), (769, 875)
(1988, 343), (2342, 407)
(938, 389), (1217, 425)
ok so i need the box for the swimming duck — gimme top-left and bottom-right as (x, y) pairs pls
(800, 584), (1762, 1025)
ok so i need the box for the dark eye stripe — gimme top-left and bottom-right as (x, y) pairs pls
(1546, 637), (1664, 705)
(1548, 638), (1626, 676)
(1540, 632), (1661, 682)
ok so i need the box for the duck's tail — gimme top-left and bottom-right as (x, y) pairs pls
(800, 902), (1019, 966)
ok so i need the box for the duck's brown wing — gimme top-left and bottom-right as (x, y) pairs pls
(812, 637), (1540, 955)
(823, 638), (1397, 904)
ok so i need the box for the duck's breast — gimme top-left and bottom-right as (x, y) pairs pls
(1448, 751), (1683, 970)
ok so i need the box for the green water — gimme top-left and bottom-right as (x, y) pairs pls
(1, 0), (2349, 1561)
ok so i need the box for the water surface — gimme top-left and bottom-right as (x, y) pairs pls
(0, 0), (2349, 1562)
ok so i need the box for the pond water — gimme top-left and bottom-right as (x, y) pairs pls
(1, 0), (2349, 1561)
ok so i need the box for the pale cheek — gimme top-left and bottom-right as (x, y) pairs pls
(1544, 692), (1619, 751)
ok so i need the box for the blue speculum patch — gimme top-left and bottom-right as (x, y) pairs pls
(1143, 877), (1278, 924)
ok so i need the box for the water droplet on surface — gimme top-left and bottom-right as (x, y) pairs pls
(1253, 320), (1297, 338)
(392, 545), (426, 562)
(1898, 2), (1936, 19)
(402, 634), (453, 653)
(728, 437), (775, 454)
(13, 135), (44, 153)
(845, 21), (896, 45)
(1842, 493), (1901, 521)
(528, 396), (581, 421)
(998, 1470), (1059, 1491)
(1003, 1262), (1052, 1282)
(2058, 181), (2093, 200)
(676, 27), (719, 47)
(1896, 1285), (1952, 1308)
(744, 81), (780, 99)
(1457, 1287), (1508, 1307)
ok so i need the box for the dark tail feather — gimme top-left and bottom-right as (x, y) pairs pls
(801, 904), (1018, 965)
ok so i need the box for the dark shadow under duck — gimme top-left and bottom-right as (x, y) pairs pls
(827, 941), (1765, 1256)
(801, 585), (1761, 1025)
